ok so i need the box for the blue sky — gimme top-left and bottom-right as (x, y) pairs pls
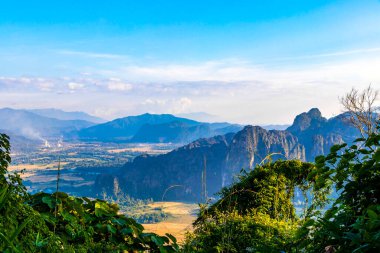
(0, 0), (380, 124)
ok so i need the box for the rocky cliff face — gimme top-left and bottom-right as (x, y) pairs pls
(223, 126), (305, 185)
(287, 108), (359, 160)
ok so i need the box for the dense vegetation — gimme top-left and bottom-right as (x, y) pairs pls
(300, 124), (380, 252)
(183, 160), (317, 252)
(0, 133), (179, 252)
(184, 124), (380, 252)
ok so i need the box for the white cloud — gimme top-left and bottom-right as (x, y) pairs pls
(107, 79), (133, 91)
(139, 97), (193, 115)
(176, 97), (192, 113)
(67, 82), (85, 90)
(142, 99), (167, 106)
(1, 54), (379, 124)
(37, 81), (54, 92)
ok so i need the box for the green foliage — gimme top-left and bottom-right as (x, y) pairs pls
(0, 133), (179, 252)
(27, 192), (179, 252)
(183, 210), (298, 253)
(204, 160), (315, 220)
(184, 160), (318, 252)
(0, 133), (57, 252)
(299, 124), (380, 252)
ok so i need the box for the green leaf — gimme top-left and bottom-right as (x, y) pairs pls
(358, 149), (371, 154)
(61, 210), (75, 222)
(151, 235), (165, 246)
(315, 156), (325, 164)
(367, 209), (378, 221)
(10, 217), (32, 243)
(107, 224), (117, 234)
(354, 137), (366, 142)
(352, 244), (370, 253)
(121, 227), (133, 235)
(0, 184), (9, 210)
(165, 233), (177, 244)
(373, 148), (380, 162)
(42, 196), (55, 209)
(94, 201), (111, 217)
(330, 143), (346, 153)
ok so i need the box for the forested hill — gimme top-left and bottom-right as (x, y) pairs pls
(95, 108), (360, 201)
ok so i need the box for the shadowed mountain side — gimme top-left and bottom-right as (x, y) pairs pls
(118, 134), (235, 201)
(130, 121), (243, 144)
(76, 113), (201, 142)
(28, 108), (105, 123)
(75, 113), (242, 143)
(95, 126), (306, 201)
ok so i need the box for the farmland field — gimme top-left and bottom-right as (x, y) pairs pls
(143, 202), (199, 243)
(9, 141), (179, 195)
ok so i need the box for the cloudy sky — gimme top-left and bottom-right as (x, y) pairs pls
(1, 0), (380, 124)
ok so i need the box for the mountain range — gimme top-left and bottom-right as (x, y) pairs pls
(0, 108), (291, 145)
(0, 108), (95, 141)
(94, 108), (361, 201)
(0, 108), (244, 144)
(74, 113), (243, 143)
(28, 108), (105, 123)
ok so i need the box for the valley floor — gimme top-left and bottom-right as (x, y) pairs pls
(142, 202), (199, 243)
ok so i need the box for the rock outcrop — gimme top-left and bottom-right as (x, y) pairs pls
(224, 126), (305, 185)
(287, 108), (359, 160)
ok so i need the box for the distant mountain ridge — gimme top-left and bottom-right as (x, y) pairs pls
(0, 108), (243, 145)
(0, 108), (95, 140)
(28, 108), (105, 123)
(94, 108), (361, 201)
(75, 113), (243, 143)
